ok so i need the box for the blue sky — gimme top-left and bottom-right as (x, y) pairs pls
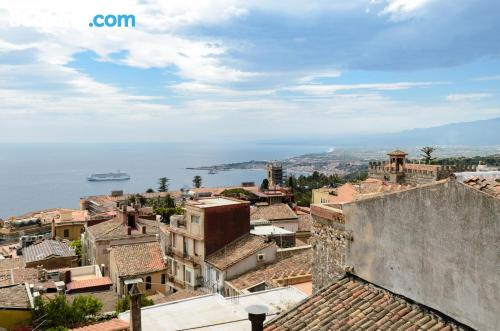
(0, 0), (499, 143)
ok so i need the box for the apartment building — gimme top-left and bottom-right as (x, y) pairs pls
(159, 197), (250, 291)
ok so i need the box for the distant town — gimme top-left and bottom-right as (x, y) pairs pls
(0, 147), (498, 330)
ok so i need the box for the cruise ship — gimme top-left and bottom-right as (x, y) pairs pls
(87, 171), (130, 182)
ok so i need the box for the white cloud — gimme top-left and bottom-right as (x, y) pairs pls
(378, 0), (433, 20)
(445, 93), (493, 102)
(286, 81), (446, 95)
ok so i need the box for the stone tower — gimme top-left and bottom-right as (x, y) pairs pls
(267, 162), (284, 188)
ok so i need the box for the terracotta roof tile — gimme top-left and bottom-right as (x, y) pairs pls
(205, 234), (274, 270)
(227, 248), (312, 291)
(463, 177), (500, 199)
(87, 217), (158, 240)
(66, 277), (113, 292)
(264, 275), (472, 331)
(70, 319), (129, 331)
(250, 204), (298, 221)
(0, 284), (30, 308)
(111, 242), (166, 277)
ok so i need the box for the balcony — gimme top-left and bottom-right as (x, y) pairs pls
(166, 247), (203, 265)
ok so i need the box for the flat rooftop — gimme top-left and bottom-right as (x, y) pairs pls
(187, 197), (245, 208)
(119, 286), (306, 331)
(251, 225), (294, 236)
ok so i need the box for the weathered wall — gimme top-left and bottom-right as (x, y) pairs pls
(310, 205), (347, 292)
(343, 180), (500, 331)
(204, 203), (250, 256)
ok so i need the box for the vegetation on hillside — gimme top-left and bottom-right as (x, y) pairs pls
(433, 154), (500, 166)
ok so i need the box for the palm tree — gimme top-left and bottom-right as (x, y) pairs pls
(193, 175), (202, 188)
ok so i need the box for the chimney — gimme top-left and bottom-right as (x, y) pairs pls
(129, 284), (142, 331)
(246, 305), (268, 331)
(64, 270), (71, 284)
(120, 205), (128, 225)
(127, 227), (132, 235)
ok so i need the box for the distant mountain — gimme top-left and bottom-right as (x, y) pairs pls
(260, 117), (500, 147)
(374, 117), (500, 146)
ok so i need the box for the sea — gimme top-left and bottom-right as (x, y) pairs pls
(0, 143), (329, 218)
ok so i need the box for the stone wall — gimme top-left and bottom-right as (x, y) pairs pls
(310, 205), (347, 292)
(343, 179), (500, 331)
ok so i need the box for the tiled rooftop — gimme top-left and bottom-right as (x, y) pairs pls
(0, 284), (30, 309)
(87, 218), (158, 239)
(205, 234), (274, 271)
(23, 240), (76, 263)
(70, 319), (129, 331)
(0, 257), (25, 271)
(265, 275), (472, 331)
(463, 177), (500, 199)
(250, 204), (298, 221)
(111, 242), (166, 277)
(66, 277), (113, 292)
(227, 248), (312, 291)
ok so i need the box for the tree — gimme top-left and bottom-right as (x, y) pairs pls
(69, 239), (82, 266)
(158, 177), (169, 192)
(33, 294), (102, 329)
(420, 146), (436, 164)
(260, 178), (269, 191)
(287, 176), (295, 190)
(136, 194), (146, 207)
(145, 188), (155, 193)
(193, 175), (202, 188)
(116, 294), (154, 313)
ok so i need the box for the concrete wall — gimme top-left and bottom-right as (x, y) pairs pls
(343, 180), (500, 331)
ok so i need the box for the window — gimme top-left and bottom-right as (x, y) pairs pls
(80, 227), (84, 234)
(185, 269), (192, 284)
(191, 215), (200, 224)
(171, 233), (176, 248)
(145, 276), (152, 290)
(63, 229), (69, 238)
(161, 274), (166, 284)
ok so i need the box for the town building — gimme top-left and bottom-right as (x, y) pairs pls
(368, 149), (476, 184)
(160, 197), (251, 291)
(0, 283), (33, 330)
(109, 242), (168, 296)
(118, 286), (307, 331)
(83, 206), (159, 270)
(250, 203), (299, 232)
(312, 178), (410, 205)
(22, 239), (77, 269)
(225, 246), (312, 296)
(271, 177), (499, 330)
(48, 209), (88, 241)
(204, 234), (276, 295)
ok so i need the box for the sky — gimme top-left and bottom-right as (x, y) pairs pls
(0, 0), (499, 143)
